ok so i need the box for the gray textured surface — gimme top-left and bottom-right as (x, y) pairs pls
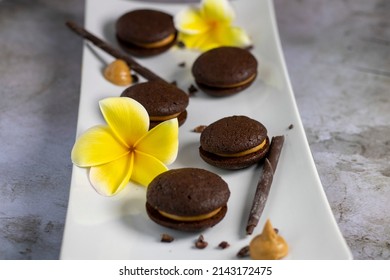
(274, 0), (390, 260)
(0, 0), (83, 259)
(0, 0), (389, 259)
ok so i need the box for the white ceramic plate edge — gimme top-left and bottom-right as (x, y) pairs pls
(60, 0), (353, 260)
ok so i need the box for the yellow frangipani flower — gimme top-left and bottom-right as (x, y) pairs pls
(174, 0), (251, 51)
(71, 97), (179, 196)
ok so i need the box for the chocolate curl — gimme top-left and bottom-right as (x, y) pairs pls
(246, 135), (285, 235)
(65, 21), (166, 83)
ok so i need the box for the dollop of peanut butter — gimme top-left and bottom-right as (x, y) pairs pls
(104, 59), (132, 86)
(249, 219), (288, 260)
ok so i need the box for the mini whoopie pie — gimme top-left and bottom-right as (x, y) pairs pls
(146, 168), (230, 232)
(192, 46), (258, 97)
(121, 81), (189, 128)
(116, 9), (177, 57)
(199, 115), (270, 169)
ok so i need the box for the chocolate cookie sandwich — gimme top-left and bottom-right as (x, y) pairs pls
(191, 46), (258, 97)
(121, 81), (189, 128)
(116, 9), (177, 57)
(146, 168), (230, 232)
(199, 116), (270, 169)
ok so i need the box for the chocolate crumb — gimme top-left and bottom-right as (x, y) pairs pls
(131, 74), (139, 84)
(178, 62), (186, 68)
(237, 245), (250, 258)
(274, 228), (279, 234)
(195, 234), (208, 249)
(188, 84), (198, 95)
(288, 124), (294, 130)
(192, 125), (207, 133)
(171, 81), (177, 86)
(161, 233), (174, 243)
(177, 41), (186, 49)
(218, 241), (230, 249)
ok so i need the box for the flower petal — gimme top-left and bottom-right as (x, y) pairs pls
(71, 125), (129, 167)
(177, 33), (201, 49)
(89, 153), (133, 196)
(215, 25), (252, 48)
(174, 6), (209, 34)
(201, 0), (235, 23)
(178, 29), (221, 51)
(135, 118), (179, 164)
(131, 151), (168, 187)
(99, 97), (149, 147)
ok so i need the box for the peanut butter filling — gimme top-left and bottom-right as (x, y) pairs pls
(214, 139), (266, 158)
(249, 219), (289, 260)
(149, 112), (181, 122)
(135, 33), (176, 49)
(159, 207), (222, 222)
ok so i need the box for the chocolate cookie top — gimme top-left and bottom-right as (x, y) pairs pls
(147, 168), (230, 217)
(116, 9), (175, 45)
(192, 46), (258, 88)
(200, 115), (267, 155)
(121, 81), (189, 117)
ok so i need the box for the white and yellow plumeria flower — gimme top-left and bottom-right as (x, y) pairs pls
(71, 97), (179, 196)
(174, 0), (251, 51)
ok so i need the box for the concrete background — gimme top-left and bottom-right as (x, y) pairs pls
(0, 0), (389, 259)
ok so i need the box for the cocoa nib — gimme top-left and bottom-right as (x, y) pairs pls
(218, 241), (230, 249)
(236, 245), (250, 258)
(131, 74), (139, 84)
(192, 125), (207, 133)
(195, 234), (208, 249)
(161, 233), (174, 243)
(176, 41), (186, 49)
(188, 84), (198, 95)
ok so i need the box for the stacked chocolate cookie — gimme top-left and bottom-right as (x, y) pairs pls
(116, 9), (177, 57)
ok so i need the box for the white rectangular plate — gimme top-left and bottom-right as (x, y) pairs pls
(60, 0), (352, 259)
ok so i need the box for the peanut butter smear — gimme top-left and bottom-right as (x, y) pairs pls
(249, 219), (288, 260)
(104, 59), (132, 86)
